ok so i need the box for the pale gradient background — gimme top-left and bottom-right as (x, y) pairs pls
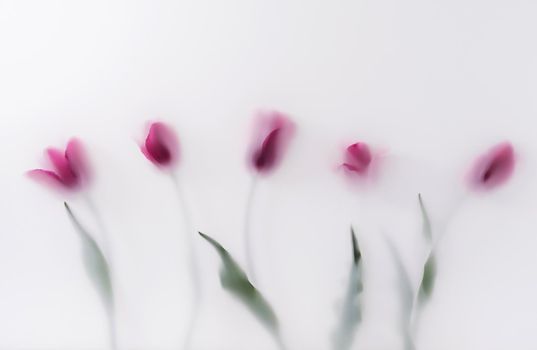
(1, 0), (537, 349)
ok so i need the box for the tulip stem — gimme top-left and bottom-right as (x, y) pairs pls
(170, 173), (201, 350)
(73, 197), (118, 350)
(84, 195), (113, 260)
(244, 175), (259, 284)
(107, 305), (118, 350)
(275, 333), (288, 350)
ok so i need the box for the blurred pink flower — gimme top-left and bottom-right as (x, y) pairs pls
(469, 141), (515, 190)
(28, 138), (91, 192)
(342, 142), (372, 175)
(141, 122), (179, 169)
(248, 110), (295, 174)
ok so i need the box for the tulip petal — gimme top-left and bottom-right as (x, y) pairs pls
(343, 142), (372, 174)
(65, 138), (90, 183)
(27, 169), (64, 189)
(28, 138), (91, 193)
(46, 147), (77, 187)
(470, 142), (515, 190)
(249, 110), (295, 174)
(253, 128), (281, 171)
(142, 122), (179, 168)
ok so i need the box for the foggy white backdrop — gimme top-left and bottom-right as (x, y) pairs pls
(1, 0), (537, 349)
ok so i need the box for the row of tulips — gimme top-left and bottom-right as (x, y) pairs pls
(28, 110), (515, 350)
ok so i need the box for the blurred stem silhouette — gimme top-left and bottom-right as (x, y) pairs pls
(106, 306), (118, 350)
(65, 200), (117, 350)
(244, 175), (259, 284)
(275, 334), (288, 350)
(170, 173), (201, 350)
(83, 195), (113, 260)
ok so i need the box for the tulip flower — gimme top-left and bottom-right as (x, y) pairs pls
(28, 138), (91, 192)
(139, 120), (200, 350)
(248, 110), (295, 175)
(342, 142), (372, 175)
(140, 121), (180, 169)
(244, 110), (295, 285)
(468, 141), (515, 191)
(28, 138), (117, 349)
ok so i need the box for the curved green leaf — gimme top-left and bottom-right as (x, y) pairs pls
(64, 202), (113, 309)
(418, 253), (436, 302)
(332, 227), (364, 350)
(417, 194), (436, 304)
(418, 194), (432, 243)
(198, 232), (279, 335)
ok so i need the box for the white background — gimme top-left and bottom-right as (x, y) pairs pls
(1, 0), (537, 349)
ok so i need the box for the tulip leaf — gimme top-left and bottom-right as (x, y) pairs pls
(417, 194), (436, 304)
(64, 202), (113, 309)
(418, 194), (432, 243)
(198, 232), (279, 335)
(418, 253), (436, 302)
(332, 227), (364, 350)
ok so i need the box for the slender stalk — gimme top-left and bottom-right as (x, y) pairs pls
(106, 305), (118, 350)
(243, 175), (258, 284)
(170, 174), (201, 350)
(430, 193), (468, 252)
(274, 333), (288, 350)
(84, 195), (113, 260)
(403, 326), (415, 350)
(82, 195), (118, 350)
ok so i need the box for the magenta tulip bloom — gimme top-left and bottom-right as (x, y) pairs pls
(468, 141), (515, 190)
(141, 122), (179, 169)
(342, 142), (372, 175)
(28, 138), (91, 192)
(248, 110), (295, 174)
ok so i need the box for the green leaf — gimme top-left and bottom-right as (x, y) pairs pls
(332, 227), (364, 350)
(418, 194), (432, 243)
(64, 202), (113, 309)
(418, 253), (436, 302)
(417, 194), (436, 304)
(351, 227), (361, 266)
(198, 232), (279, 335)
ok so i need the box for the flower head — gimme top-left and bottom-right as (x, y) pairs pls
(141, 122), (179, 169)
(342, 142), (372, 175)
(28, 138), (91, 192)
(248, 110), (295, 174)
(468, 141), (515, 191)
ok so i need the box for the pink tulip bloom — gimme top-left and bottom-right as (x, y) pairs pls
(468, 141), (515, 191)
(342, 142), (372, 175)
(248, 110), (295, 174)
(28, 138), (91, 192)
(141, 122), (180, 169)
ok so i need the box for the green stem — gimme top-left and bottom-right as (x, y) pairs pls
(244, 175), (258, 284)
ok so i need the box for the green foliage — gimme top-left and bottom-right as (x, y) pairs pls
(332, 227), (364, 350)
(198, 232), (279, 335)
(64, 202), (113, 309)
